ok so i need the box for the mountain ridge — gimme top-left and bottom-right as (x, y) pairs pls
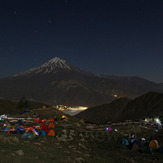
(76, 91), (163, 124)
(0, 57), (162, 106)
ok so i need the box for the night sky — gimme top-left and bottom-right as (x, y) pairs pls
(0, 0), (163, 83)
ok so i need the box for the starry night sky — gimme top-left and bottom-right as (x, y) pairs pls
(0, 0), (163, 83)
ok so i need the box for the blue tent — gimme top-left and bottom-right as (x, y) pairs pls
(122, 139), (129, 146)
(4, 127), (12, 132)
(15, 126), (25, 131)
(130, 138), (135, 143)
(40, 130), (47, 136)
(159, 146), (163, 153)
(158, 126), (162, 130)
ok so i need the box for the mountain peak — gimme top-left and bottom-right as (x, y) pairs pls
(13, 57), (77, 77)
(41, 57), (71, 70)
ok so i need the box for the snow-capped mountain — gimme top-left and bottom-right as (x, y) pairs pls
(13, 57), (80, 77)
(0, 57), (162, 106)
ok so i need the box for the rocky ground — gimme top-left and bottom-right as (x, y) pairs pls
(0, 107), (163, 163)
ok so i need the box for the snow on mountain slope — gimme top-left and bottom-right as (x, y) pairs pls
(13, 57), (79, 77)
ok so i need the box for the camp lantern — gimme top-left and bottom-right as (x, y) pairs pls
(154, 118), (161, 126)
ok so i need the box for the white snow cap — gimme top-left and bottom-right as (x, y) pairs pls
(41, 57), (71, 70)
(13, 57), (72, 77)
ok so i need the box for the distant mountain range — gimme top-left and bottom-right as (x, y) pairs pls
(0, 57), (162, 106)
(76, 92), (163, 124)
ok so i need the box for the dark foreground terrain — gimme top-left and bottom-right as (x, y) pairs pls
(0, 107), (163, 163)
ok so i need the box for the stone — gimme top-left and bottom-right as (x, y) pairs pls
(15, 150), (24, 156)
(12, 137), (19, 143)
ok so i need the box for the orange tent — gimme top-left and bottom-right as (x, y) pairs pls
(34, 118), (39, 123)
(149, 140), (159, 148)
(20, 125), (24, 129)
(48, 118), (54, 122)
(48, 129), (55, 136)
(48, 122), (55, 128)
(8, 128), (14, 134)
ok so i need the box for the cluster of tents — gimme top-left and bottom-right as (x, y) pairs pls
(121, 134), (163, 154)
(0, 115), (67, 139)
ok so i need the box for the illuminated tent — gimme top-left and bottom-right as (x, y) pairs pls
(48, 118), (54, 122)
(40, 124), (49, 132)
(4, 124), (12, 132)
(25, 127), (38, 136)
(42, 105), (47, 109)
(149, 140), (159, 148)
(48, 129), (55, 136)
(61, 115), (67, 120)
(48, 122), (55, 128)
(34, 118), (40, 123)
(39, 119), (46, 123)
(14, 126), (25, 133)
(8, 128), (15, 134)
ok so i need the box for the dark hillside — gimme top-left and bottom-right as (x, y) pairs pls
(119, 92), (163, 121)
(76, 98), (130, 124)
(0, 99), (47, 115)
(76, 92), (163, 124)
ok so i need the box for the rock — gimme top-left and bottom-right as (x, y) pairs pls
(74, 157), (85, 163)
(78, 143), (88, 150)
(56, 136), (67, 142)
(12, 137), (19, 143)
(15, 150), (24, 156)
(62, 129), (67, 133)
(11, 153), (16, 156)
(86, 125), (94, 129)
(33, 142), (41, 146)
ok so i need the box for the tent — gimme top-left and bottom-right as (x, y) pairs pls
(26, 127), (38, 136)
(143, 145), (153, 154)
(16, 120), (24, 126)
(42, 105), (48, 109)
(106, 127), (112, 131)
(34, 118), (40, 123)
(130, 138), (135, 143)
(21, 130), (35, 139)
(158, 126), (162, 130)
(4, 124), (12, 132)
(61, 115), (67, 120)
(149, 140), (159, 148)
(39, 119), (46, 123)
(159, 146), (163, 153)
(122, 139), (129, 146)
(24, 126), (30, 130)
(131, 140), (142, 151)
(48, 129), (55, 136)
(40, 124), (49, 132)
(40, 130), (47, 136)
(48, 118), (54, 122)
(15, 126), (25, 132)
(48, 122), (55, 128)
(8, 128), (15, 134)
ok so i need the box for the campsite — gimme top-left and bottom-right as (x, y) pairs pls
(0, 106), (163, 163)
